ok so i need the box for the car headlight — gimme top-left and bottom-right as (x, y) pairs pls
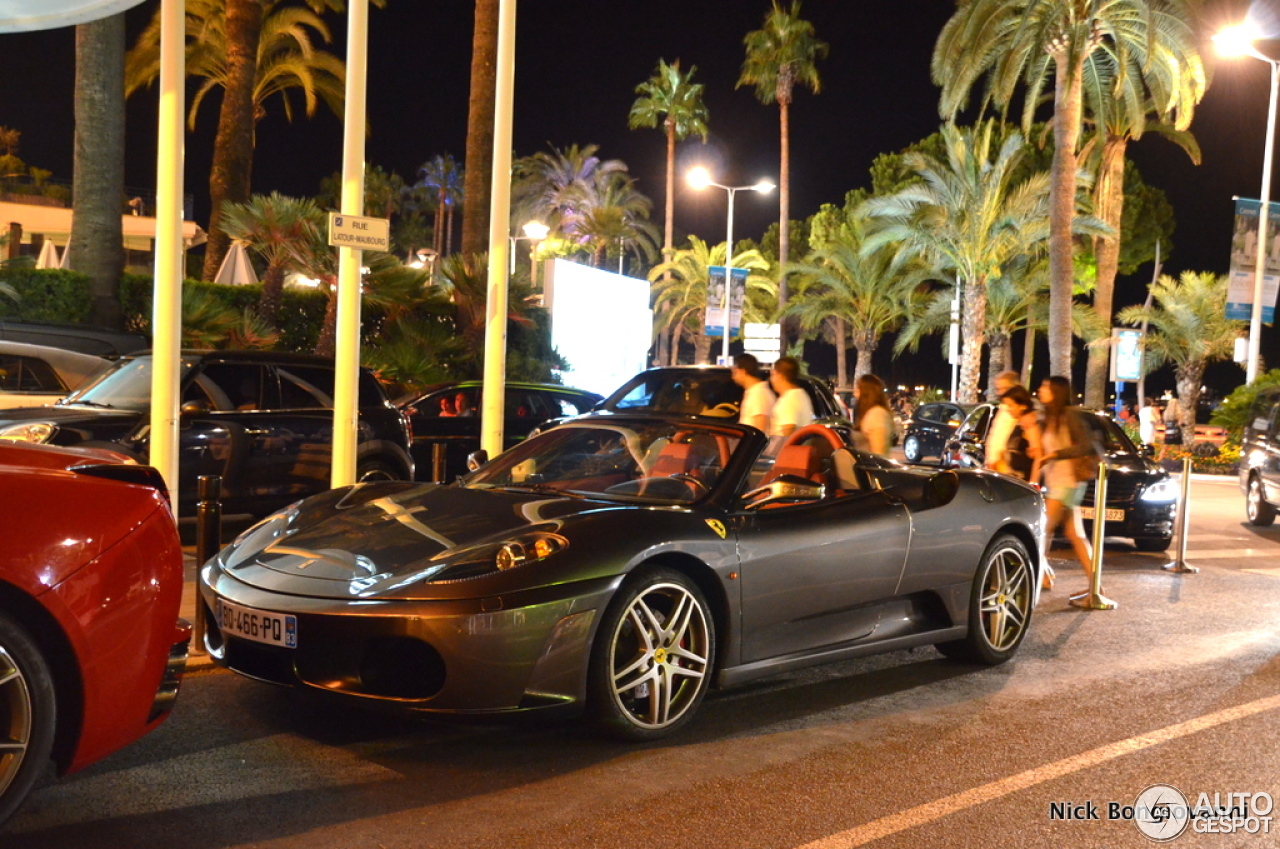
(430, 531), (570, 583)
(496, 533), (569, 571)
(1139, 479), (1179, 503)
(0, 421), (56, 443)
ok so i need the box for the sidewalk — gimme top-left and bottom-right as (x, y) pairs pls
(181, 549), (216, 671)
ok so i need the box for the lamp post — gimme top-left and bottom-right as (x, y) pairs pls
(687, 166), (775, 365)
(1215, 23), (1280, 383)
(509, 220), (549, 288)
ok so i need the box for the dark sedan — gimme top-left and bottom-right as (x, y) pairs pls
(901, 402), (974, 464)
(0, 351), (413, 517)
(944, 404), (1176, 551)
(396, 381), (602, 482)
(200, 415), (1045, 740)
(596, 365), (847, 422)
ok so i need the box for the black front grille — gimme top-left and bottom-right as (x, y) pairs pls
(1082, 474), (1140, 506)
(225, 639), (298, 685)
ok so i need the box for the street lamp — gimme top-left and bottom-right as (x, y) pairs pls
(509, 220), (550, 288)
(686, 166), (775, 365)
(1215, 22), (1279, 383)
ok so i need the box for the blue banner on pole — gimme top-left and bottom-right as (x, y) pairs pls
(1227, 198), (1280, 324)
(705, 266), (748, 337)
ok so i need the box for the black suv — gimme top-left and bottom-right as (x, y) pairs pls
(901, 402), (974, 464)
(596, 366), (847, 423)
(395, 380), (602, 482)
(0, 351), (413, 517)
(943, 404), (1176, 551)
(1240, 386), (1280, 525)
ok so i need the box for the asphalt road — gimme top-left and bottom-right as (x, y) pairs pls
(6, 474), (1279, 848)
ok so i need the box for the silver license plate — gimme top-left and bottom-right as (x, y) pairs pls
(1079, 506), (1124, 522)
(217, 600), (297, 649)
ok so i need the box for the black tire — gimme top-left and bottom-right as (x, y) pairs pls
(903, 435), (922, 464)
(0, 612), (57, 827)
(356, 459), (403, 483)
(588, 567), (715, 741)
(1135, 536), (1173, 553)
(1247, 475), (1277, 527)
(936, 534), (1034, 665)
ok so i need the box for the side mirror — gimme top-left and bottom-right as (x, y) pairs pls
(1140, 444), (1156, 459)
(961, 431), (982, 445)
(743, 474), (825, 509)
(466, 449), (489, 472)
(180, 399), (210, 417)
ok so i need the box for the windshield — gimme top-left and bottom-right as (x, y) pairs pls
(61, 357), (155, 411)
(466, 419), (746, 504)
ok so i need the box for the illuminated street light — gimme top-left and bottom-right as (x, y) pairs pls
(1215, 21), (1278, 383)
(509, 220), (550, 288)
(685, 167), (775, 365)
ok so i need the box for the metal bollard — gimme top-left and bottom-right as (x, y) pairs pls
(1072, 460), (1118, 609)
(431, 442), (447, 483)
(193, 474), (223, 652)
(1163, 456), (1199, 574)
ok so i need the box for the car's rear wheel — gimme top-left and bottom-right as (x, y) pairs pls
(0, 613), (56, 826)
(356, 460), (402, 483)
(1134, 536), (1173, 553)
(1246, 475), (1277, 526)
(903, 435), (922, 463)
(588, 568), (714, 741)
(936, 534), (1033, 665)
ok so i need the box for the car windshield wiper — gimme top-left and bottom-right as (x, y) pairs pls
(63, 399), (115, 409)
(492, 482), (584, 498)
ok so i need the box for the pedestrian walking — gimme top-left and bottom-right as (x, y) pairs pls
(1138, 397), (1159, 447)
(993, 385), (1041, 481)
(984, 370), (1023, 472)
(732, 353), (776, 433)
(768, 356), (814, 438)
(852, 373), (894, 456)
(1159, 396), (1183, 461)
(1034, 375), (1102, 594)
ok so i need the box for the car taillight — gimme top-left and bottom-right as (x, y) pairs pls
(70, 463), (171, 504)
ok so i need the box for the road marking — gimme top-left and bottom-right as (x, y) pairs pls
(795, 693), (1280, 849)
(1243, 567), (1280, 578)
(1183, 548), (1279, 559)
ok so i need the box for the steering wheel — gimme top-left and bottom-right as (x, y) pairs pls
(668, 472), (710, 495)
(780, 424), (846, 452)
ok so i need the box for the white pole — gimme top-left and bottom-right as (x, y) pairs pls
(1248, 61), (1279, 384)
(149, 0), (184, 514)
(481, 0), (517, 459)
(331, 0), (368, 488)
(722, 188), (735, 366)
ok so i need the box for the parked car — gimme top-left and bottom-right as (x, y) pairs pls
(944, 404), (1176, 551)
(199, 415), (1044, 740)
(0, 350), (413, 517)
(395, 381), (602, 482)
(0, 319), (148, 358)
(594, 365), (847, 424)
(0, 340), (109, 409)
(1240, 386), (1280, 526)
(901, 402), (974, 464)
(0, 441), (190, 825)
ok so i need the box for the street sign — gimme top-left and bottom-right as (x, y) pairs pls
(743, 322), (781, 363)
(1111, 327), (1143, 382)
(327, 212), (390, 251)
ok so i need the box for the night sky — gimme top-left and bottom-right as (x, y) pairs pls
(0, 0), (1272, 391)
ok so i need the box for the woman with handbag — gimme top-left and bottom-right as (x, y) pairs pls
(994, 385), (1041, 481)
(1033, 375), (1101, 594)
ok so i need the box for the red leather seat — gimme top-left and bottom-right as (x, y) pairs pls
(648, 442), (698, 477)
(761, 444), (822, 486)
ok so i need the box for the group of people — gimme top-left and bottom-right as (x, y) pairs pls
(1137, 396), (1183, 460)
(984, 371), (1102, 596)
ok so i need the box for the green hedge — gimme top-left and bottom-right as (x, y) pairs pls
(0, 268), (94, 322)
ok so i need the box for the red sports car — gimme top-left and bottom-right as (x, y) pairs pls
(0, 442), (190, 826)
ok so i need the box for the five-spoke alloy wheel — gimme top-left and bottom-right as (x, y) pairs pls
(589, 568), (715, 740)
(0, 612), (56, 826)
(1247, 475), (1276, 527)
(937, 534), (1034, 664)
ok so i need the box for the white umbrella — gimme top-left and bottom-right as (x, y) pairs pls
(35, 240), (60, 269)
(213, 241), (259, 286)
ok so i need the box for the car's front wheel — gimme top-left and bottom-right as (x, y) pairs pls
(0, 612), (57, 826)
(936, 534), (1034, 665)
(903, 434), (922, 463)
(588, 567), (715, 741)
(1246, 475), (1277, 526)
(356, 459), (403, 483)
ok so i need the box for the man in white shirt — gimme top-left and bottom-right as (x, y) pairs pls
(768, 356), (814, 438)
(732, 353), (775, 433)
(984, 370), (1022, 471)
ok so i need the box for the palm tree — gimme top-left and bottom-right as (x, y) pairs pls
(1079, 31), (1206, 407)
(417, 154), (464, 257)
(68, 14), (126, 330)
(567, 173), (660, 270)
(648, 237), (772, 365)
(787, 211), (924, 385)
(864, 122), (1098, 402)
(461, 0), (498, 257)
(511, 143), (629, 238)
(220, 192), (320, 324)
(738, 0), (827, 341)
(933, 0), (1199, 377)
(126, 0), (347, 282)
(1117, 271), (1244, 437)
(628, 59), (710, 270)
